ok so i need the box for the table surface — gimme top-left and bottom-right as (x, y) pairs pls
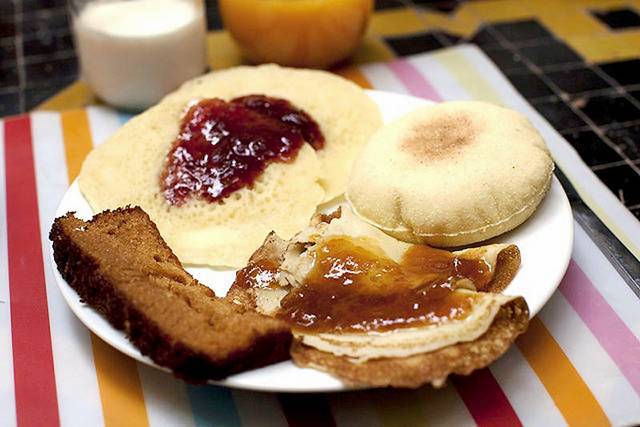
(1, 1), (640, 426)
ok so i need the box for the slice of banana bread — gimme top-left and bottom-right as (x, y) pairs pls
(50, 207), (291, 383)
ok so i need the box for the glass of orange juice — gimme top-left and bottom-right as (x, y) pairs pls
(219, 0), (373, 69)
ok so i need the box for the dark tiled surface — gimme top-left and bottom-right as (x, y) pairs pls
(517, 40), (582, 68)
(606, 124), (640, 160)
(532, 98), (586, 130)
(386, 33), (445, 55)
(412, 0), (460, 13)
(492, 19), (554, 43)
(0, 89), (19, 117)
(24, 56), (78, 85)
(594, 165), (640, 206)
(505, 71), (554, 99)
(577, 92), (640, 126)
(468, 25), (501, 46)
(561, 129), (624, 166)
(480, 46), (528, 72)
(598, 59), (640, 86)
(375, 0), (406, 9)
(593, 8), (640, 30)
(545, 67), (611, 95)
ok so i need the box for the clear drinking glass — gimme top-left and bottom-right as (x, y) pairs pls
(69, 0), (207, 111)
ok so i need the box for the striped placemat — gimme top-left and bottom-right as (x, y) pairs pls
(1, 45), (639, 427)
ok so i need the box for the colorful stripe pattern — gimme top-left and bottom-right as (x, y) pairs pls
(1, 45), (639, 426)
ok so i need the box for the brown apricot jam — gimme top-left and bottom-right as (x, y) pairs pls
(277, 237), (493, 333)
(162, 95), (324, 205)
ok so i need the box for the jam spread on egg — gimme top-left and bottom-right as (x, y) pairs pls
(162, 95), (324, 205)
(277, 237), (494, 333)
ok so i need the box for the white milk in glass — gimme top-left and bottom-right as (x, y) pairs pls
(73, 0), (206, 110)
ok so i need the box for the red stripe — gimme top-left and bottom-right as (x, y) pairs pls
(452, 369), (522, 427)
(278, 394), (336, 427)
(5, 116), (60, 427)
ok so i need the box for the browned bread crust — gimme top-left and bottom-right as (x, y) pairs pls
(290, 297), (529, 388)
(50, 207), (292, 383)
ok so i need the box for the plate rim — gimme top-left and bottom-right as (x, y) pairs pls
(49, 89), (574, 392)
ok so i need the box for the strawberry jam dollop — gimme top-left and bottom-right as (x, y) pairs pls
(161, 95), (324, 206)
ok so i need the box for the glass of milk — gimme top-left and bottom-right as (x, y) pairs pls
(70, 0), (207, 111)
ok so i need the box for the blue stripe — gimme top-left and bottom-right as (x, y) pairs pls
(186, 385), (241, 427)
(116, 112), (133, 125)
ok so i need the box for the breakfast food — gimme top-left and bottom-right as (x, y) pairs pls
(49, 207), (292, 382)
(347, 101), (554, 247)
(79, 64), (381, 267)
(227, 208), (529, 388)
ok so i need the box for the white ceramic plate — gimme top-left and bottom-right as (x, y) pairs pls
(50, 90), (573, 392)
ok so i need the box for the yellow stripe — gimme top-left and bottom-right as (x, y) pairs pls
(432, 48), (504, 104)
(61, 110), (94, 180)
(517, 318), (610, 426)
(60, 110), (150, 427)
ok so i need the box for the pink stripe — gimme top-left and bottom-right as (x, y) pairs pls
(387, 59), (443, 101)
(560, 260), (640, 396)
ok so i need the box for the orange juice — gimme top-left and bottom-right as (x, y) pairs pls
(220, 0), (373, 68)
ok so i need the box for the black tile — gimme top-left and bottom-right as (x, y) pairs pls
(205, 1), (223, 30)
(518, 40), (583, 68)
(434, 31), (460, 46)
(505, 71), (554, 99)
(492, 19), (554, 43)
(0, 38), (16, 64)
(0, 63), (19, 87)
(0, 2), (14, 15)
(374, 0), (404, 10)
(532, 98), (585, 130)
(594, 165), (640, 206)
(593, 8), (640, 30)
(22, 31), (74, 58)
(545, 67), (611, 94)
(606, 124), (640, 160)
(21, 8), (70, 34)
(0, 89), (20, 117)
(631, 207), (640, 220)
(24, 56), (78, 85)
(629, 89), (640, 103)
(413, 0), (460, 13)
(468, 25), (501, 47)
(577, 92), (640, 126)
(24, 80), (73, 110)
(0, 19), (15, 38)
(386, 32), (444, 56)
(561, 129), (623, 166)
(22, 0), (66, 10)
(481, 46), (527, 73)
(599, 59), (640, 86)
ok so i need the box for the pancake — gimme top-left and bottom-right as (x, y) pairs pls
(346, 101), (554, 247)
(160, 64), (382, 201)
(79, 64), (381, 267)
(226, 207), (529, 388)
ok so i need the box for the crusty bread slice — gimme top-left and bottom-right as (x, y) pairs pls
(50, 207), (291, 383)
(291, 297), (528, 388)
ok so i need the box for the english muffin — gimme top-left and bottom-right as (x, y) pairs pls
(346, 101), (554, 247)
(79, 65), (381, 267)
